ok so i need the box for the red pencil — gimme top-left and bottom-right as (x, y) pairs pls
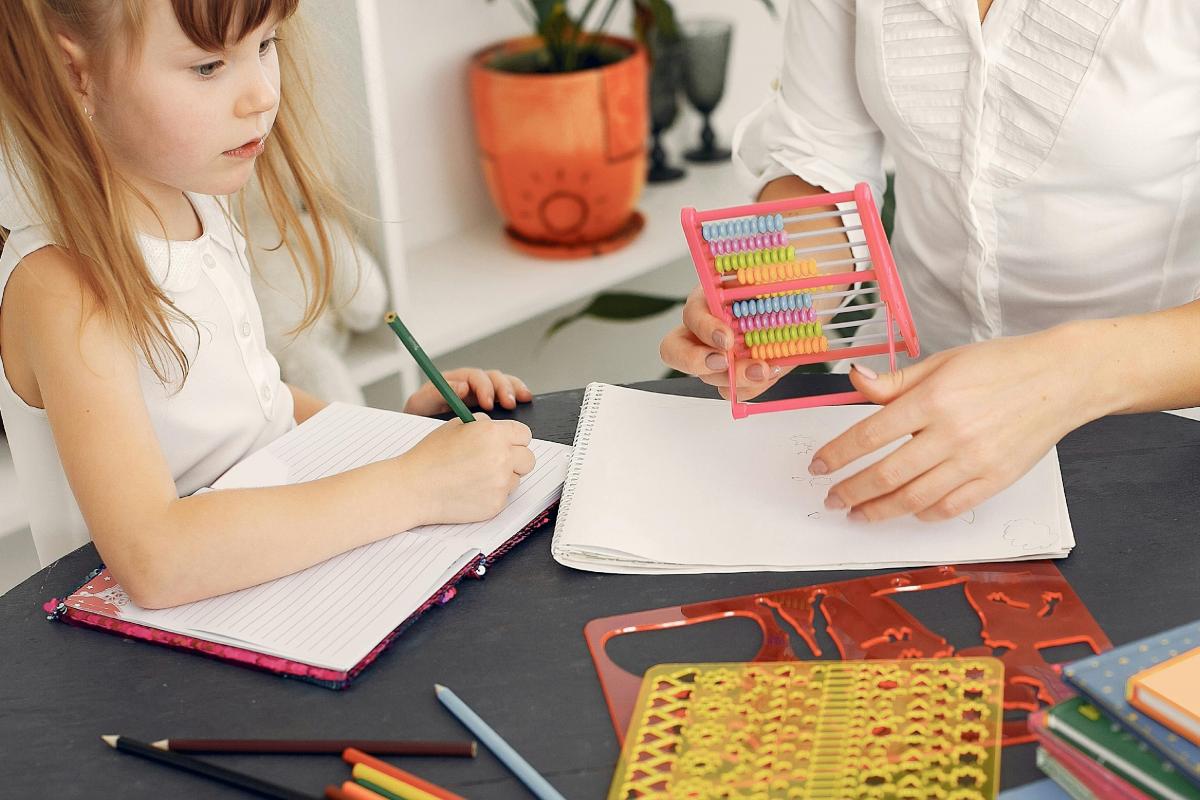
(151, 738), (475, 757)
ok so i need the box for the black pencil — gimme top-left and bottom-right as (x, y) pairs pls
(150, 737), (476, 757)
(102, 735), (320, 800)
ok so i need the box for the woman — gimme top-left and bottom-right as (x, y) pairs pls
(660, 0), (1200, 524)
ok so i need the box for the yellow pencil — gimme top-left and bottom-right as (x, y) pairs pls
(351, 764), (441, 800)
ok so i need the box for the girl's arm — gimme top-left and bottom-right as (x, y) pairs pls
(809, 300), (1200, 523)
(287, 382), (327, 423)
(14, 248), (534, 609)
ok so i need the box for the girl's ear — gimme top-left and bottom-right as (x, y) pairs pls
(54, 32), (91, 96)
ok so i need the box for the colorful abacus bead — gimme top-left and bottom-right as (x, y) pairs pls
(714, 244), (794, 273)
(731, 292), (814, 319)
(701, 213), (785, 243)
(748, 335), (830, 361)
(734, 258), (820, 286)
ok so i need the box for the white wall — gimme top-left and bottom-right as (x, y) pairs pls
(363, 0), (785, 408)
(376, 0), (784, 249)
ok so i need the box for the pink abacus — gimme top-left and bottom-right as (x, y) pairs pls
(681, 182), (919, 418)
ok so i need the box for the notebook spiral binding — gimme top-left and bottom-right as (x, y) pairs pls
(551, 382), (606, 557)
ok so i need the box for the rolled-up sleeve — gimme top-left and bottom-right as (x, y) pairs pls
(732, 0), (885, 205)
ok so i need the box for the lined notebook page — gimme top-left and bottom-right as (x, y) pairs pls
(552, 384), (1073, 574)
(108, 403), (570, 672)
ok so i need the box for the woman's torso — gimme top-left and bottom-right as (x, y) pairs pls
(857, 0), (1200, 353)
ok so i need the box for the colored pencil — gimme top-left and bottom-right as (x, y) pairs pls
(343, 749), (463, 800)
(335, 782), (389, 800)
(384, 312), (474, 423)
(354, 778), (403, 800)
(151, 738), (475, 757)
(433, 684), (566, 800)
(102, 734), (318, 799)
(325, 785), (386, 800)
(351, 763), (443, 800)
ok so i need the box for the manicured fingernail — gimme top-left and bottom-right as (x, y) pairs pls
(748, 364), (767, 381)
(851, 362), (878, 380)
(506, 393), (515, 404)
(809, 458), (828, 475)
(847, 509), (867, 522)
(824, 494), (846, 510)
(713, 330), (729, 350)
(705, 352), (728, 371)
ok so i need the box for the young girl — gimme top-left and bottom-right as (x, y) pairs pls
(0, 0), (536, 608)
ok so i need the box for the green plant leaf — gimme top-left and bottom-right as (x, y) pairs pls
(545, 291), (685, 339)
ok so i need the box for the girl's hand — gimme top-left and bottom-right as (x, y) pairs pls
(812, 327), (1103, 522)
(659, 286), (786, 400)
(403, 414), (536, 524)
(404, 368), (532, 416)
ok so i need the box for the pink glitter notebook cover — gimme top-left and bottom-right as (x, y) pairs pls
(45, 507), (555, 690)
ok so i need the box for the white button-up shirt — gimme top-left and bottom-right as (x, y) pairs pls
(733, 0), (1200, 356)
(0, 191), (295, 565)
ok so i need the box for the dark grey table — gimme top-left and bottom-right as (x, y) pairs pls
(2, 374), (1199, 798)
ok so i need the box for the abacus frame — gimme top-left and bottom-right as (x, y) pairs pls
(681, 182), (920, 418)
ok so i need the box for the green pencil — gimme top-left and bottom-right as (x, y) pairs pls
(385, 311), (474, 424)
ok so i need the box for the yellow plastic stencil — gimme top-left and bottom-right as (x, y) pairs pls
(607, 658), (1004, 800)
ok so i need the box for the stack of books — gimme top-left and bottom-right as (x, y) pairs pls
(1029, 621), (1200, 799)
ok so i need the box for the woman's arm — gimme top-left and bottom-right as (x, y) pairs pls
(809, 300), (1200, 523)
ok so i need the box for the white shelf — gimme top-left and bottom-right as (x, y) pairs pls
(346, 324), (405, 388)
(403, 161), (745, 360)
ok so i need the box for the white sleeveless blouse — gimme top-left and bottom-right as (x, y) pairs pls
(0, 191), (295, 566)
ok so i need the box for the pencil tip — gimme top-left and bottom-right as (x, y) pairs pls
(101, 735), (118, 747)
(150, 739), (168, 749)
(434, 683), (446, 694)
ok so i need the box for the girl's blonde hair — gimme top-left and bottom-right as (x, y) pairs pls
(0, 0), (346, 386)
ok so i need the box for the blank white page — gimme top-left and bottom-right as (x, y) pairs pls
(553, 384), (1072, 574)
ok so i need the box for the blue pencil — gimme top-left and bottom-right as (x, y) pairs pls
(433, 684), (565, 800)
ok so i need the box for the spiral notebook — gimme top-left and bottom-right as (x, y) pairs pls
(551, 383), (1074, 574)
(48, 402), (571, 688)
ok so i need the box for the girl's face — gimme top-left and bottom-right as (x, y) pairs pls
(90, 1), (281, 202)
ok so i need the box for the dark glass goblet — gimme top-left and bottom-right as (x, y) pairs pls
(647, 30), (686, 183)
(680, 19), (733, 163)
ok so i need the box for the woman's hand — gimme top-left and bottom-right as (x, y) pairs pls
(812, 326), (1107, 522)
(659, 286), (786, 400)
(404, 368), (532, 416)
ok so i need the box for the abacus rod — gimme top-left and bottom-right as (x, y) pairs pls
(785, 224), (863, 241)
(707, 225), (865, 252)
(787, 239), (868, 258)
(709, 208), (848, 229)
(716, 255), (874, 284)
(728, 291), (881, 319)
(821, 318), (886, 332)
(737, 332), (889, 355)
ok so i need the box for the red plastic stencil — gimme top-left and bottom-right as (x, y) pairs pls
(585, 561), (1109, 746)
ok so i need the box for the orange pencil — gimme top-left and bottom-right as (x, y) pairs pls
(342, 748), (463, 800)
(327, 783), (387, 800)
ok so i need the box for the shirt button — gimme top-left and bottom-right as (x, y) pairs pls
(262, 385), (272, 402)
(241, 321), (251, 337)
(203, 253), (216, 269)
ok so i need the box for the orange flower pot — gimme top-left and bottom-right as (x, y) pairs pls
(468, 36), (648, 258)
